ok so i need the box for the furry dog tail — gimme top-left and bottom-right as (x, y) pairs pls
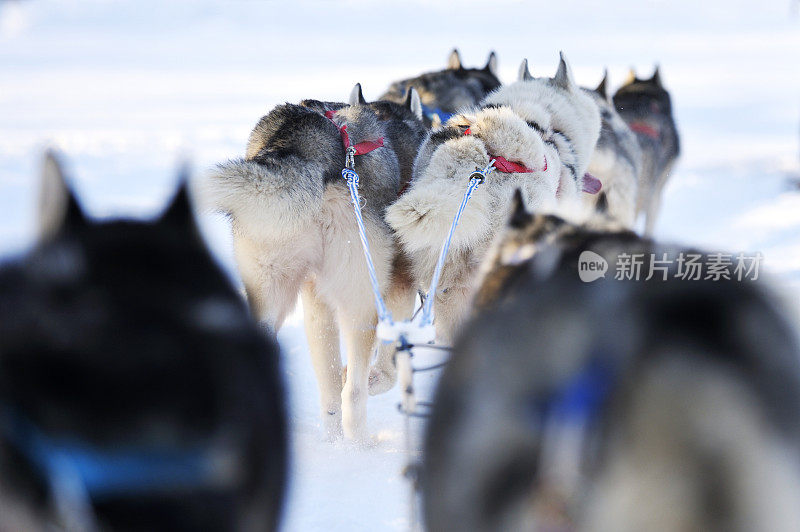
(202, 158), (325, 237)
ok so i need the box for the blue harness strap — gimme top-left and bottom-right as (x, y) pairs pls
(341, 164), (392, 323)
(1, 408), (239, 530)
(548, 356), (614, 423)
(420, 161), (494, 326)
(420, 103), (454, 124)
(339, 120), (493, 337)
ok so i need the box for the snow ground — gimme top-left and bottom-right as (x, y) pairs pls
(1, 1), (799, 530)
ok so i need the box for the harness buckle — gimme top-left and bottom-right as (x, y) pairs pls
(345, 146), (356, 170)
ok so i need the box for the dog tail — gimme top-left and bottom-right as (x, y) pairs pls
(201, 158), (325, 236)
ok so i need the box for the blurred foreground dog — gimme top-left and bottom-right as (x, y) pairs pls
(425, 196), (800, 531)
(613, 67), (680, 235)
(204, 91), (426, 437)
(381, 48), (501, 128)
(0, 154), (287, 531)
(387, 53), (601, 343)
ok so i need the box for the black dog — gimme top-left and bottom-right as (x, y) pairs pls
(0, 153), (287, 531)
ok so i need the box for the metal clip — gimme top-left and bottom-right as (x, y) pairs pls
(468, 170), (486, 184)
(345, 146), (357, 170)
(469, 158), (496, 184)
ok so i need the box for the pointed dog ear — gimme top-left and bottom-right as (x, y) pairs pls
(405, 87), (423, 120)
(554, 51), (577, 91)
(159, 166), (198, 233)
(518, 58), (533, 81)
(595, 69), (609, 101)
(484, 51), (498, 76)
(38, 150), (86, 241)
(651, 65), (663, 88)
(447, 48), (462, 70)
(508, 189), (533, 229)
(349, 82), (366, 105)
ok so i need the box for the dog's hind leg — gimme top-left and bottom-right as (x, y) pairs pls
(233, 231), (312, 331)
(338, 307), (378, 441)
(433, 286), (473, 346)
(301, 281), (344, 440)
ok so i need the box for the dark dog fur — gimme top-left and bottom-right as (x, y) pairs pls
(0, 154), (287, 531)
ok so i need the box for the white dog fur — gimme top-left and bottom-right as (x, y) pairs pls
(386, 54), (601, 342)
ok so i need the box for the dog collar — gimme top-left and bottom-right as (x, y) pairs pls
(463, 127), (547, 174)
(325, 110), (385, 156)
(629, 121), (660, 139)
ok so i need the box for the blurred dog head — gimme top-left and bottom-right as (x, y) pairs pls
(0, 152), (287, 531)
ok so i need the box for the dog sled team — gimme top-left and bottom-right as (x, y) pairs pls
(2, 47), (800, 531)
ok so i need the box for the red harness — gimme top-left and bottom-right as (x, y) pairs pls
(463, 127), (547, 173)
(629, 121), (660, 139)
(325, 110), (385, 155)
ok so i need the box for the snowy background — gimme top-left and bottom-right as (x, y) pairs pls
(1, 1), (799, 529)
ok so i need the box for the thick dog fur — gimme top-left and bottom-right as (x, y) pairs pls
(386, 54), (601, 342)
(0, 153), (287, 531)
(203, 98), (423, 435)
(582, 71), (642, 228)
(483, 54), (602, 203)
(424, 201), (800, 532)
(380, 49), (501, 128)
(347, 83), (427, 191)
(613, 67), (681, 235)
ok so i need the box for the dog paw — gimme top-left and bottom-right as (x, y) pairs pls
(322, 410), (342, 442)
(368, 367), (397, 395)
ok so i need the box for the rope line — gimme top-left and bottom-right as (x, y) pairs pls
(421, 160), (495, 326)
(341, 166), (391, 323)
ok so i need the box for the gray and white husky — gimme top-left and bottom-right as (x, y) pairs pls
(386, 53), (601, 343)
(613, 67), (681, 235)
(203, 89), (425, 438)
(582, 71), (642, 229)
(381, 48), (501, 128)
(425, 197), (800, 532)
(345, 82), (427, 191)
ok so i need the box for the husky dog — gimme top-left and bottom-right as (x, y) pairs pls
(346, 82), (427, 192)
(425, 199), (800, 532)
(582, 71), (642, 229)
(0, 153), (287, 531)
(381, 48), (501, 128)
(299, 85), (426, 396)
(204, 93), (423, 436)
(484, 55), (602, 203)
(386, 54), (601, 343)
(613, 67), (680, 235)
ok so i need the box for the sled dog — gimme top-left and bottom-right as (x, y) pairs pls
(613, 66), (680, 235)
(381, 48), (501, 128)
(204, 89), (426, 435)
(0, 153), (287, 531)
(582, 71), (642, 228)
(425, 197), (800, 532)
(386, 53), (601, 342)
